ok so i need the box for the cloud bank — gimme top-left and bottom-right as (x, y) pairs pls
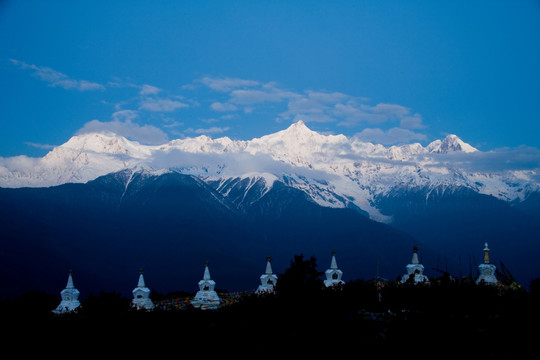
(77, 110), (169, 144)
(354, 128), (427, 145)
(193, 76), (427, 144)
(8, 59), (534, 157)
(9, 59), (428, 146)
(11, 59), (105, 91)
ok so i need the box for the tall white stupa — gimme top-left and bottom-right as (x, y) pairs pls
(256, 256), (278, 294)
(401, 245), (429, 284)
(191, 262), (221, 309)
(132, 269), (154, 310)
(53, 270), (81, 314)
(324, 251), (344, 287)
(476, 242), (498, 284)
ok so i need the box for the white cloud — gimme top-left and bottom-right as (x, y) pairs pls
(306, 90), (349, 104)
(286, 96), (328, 114)
(354, 127), (427, 145)
(77, 116), (169, 144)
(369, 103), (411, 118)
(148, 150), (336, 181)
(0, 155), (41, 183)
(162, 118), (184, 129)
(198, 76), (260, 92)
(400, 113), (425, 129)
(139, 84), (161, 95)
(278, 94), (335, 123)
(334, 103), (388, 125)
(210, 102), (238, 112)
(11, 59), (105, 91)
(335, 101), (425, 129)
(186, 126), (231, 135)
(0, 155), (41, 172)
(428, 146), (540, 172)
(112, 109), (139, 122)
(198, 76), (298, 113)
(139, 97), (189, 112)
(196, 75), (425, 130)
(24, 142), (56, 150)
(229, 89), (291, 105)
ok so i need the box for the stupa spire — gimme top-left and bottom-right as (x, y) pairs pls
(265, 256), (273, 275)
(191, 261), (221, 309)
(137, 268), (146, 288)
(324, 251), (344, 287)
(476, 242), (498, 284)
(411, 245), (419, 265)
(65, 269), (75, 289)
(330, 251), (338, 270)
(401, 245), (429, 284)
(256, 256), (278, 294)
(52, 270), (81, 314)
(203, 261), (212, 280)
(132, 268), (154, 310)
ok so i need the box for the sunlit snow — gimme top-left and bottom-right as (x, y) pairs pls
(0, 121), (538, 222)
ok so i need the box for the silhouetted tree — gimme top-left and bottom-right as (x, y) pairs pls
(9, 290), (58, 319)
(275, 254), (324, 298)
(80, 291), (131, 319)
(530, 277), (540, 298)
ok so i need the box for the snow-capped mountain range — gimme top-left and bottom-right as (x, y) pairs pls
(1, 121), (538, 223)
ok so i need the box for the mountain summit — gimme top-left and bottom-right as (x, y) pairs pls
(427, 134), (478, 154)
(281, 119), (312, 134)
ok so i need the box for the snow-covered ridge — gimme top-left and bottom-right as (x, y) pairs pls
(0, 121), (537, 222)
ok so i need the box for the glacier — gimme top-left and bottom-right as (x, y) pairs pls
(1, 120), (538, 223)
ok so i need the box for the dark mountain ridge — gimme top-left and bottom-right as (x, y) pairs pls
(375, 185), (540, 285)
(0, 170), (423, 299)
(1, 169), (538, 300)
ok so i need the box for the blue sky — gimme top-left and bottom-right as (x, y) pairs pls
(1, 0), (540, 157)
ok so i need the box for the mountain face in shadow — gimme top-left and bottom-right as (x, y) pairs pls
(375, 186), (540, 286)
(2, 168), (538, 300)
(0, 170), (421, 299)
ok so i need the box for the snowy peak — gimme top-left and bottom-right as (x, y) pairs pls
(280, 120), (321, 139)
(163, 135), (243, 154)
(427, 134), (477, 154)
(246, 120), (348, 163)
(284, 119), (310, 133)
(256, 121), (311, 145)
(0, 121), (537, 222)
(44, 132), (153, 164)
(59, 132), (135, 154)
(254, 120), (346, 145)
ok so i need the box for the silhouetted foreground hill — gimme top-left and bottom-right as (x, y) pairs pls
(2, 277), (539, 358)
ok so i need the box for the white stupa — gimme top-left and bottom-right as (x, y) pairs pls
(324, 251), (344, 287)
(401, 245), (429, 284)
(53, 270), (81, 314)
(476, 242), (498, 284)
(132, 269), (154, 310)
(256, 256), (278, 294)
(191, 262), (221, 309)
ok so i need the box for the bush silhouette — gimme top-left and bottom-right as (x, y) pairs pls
(275, 254), (324, 298)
